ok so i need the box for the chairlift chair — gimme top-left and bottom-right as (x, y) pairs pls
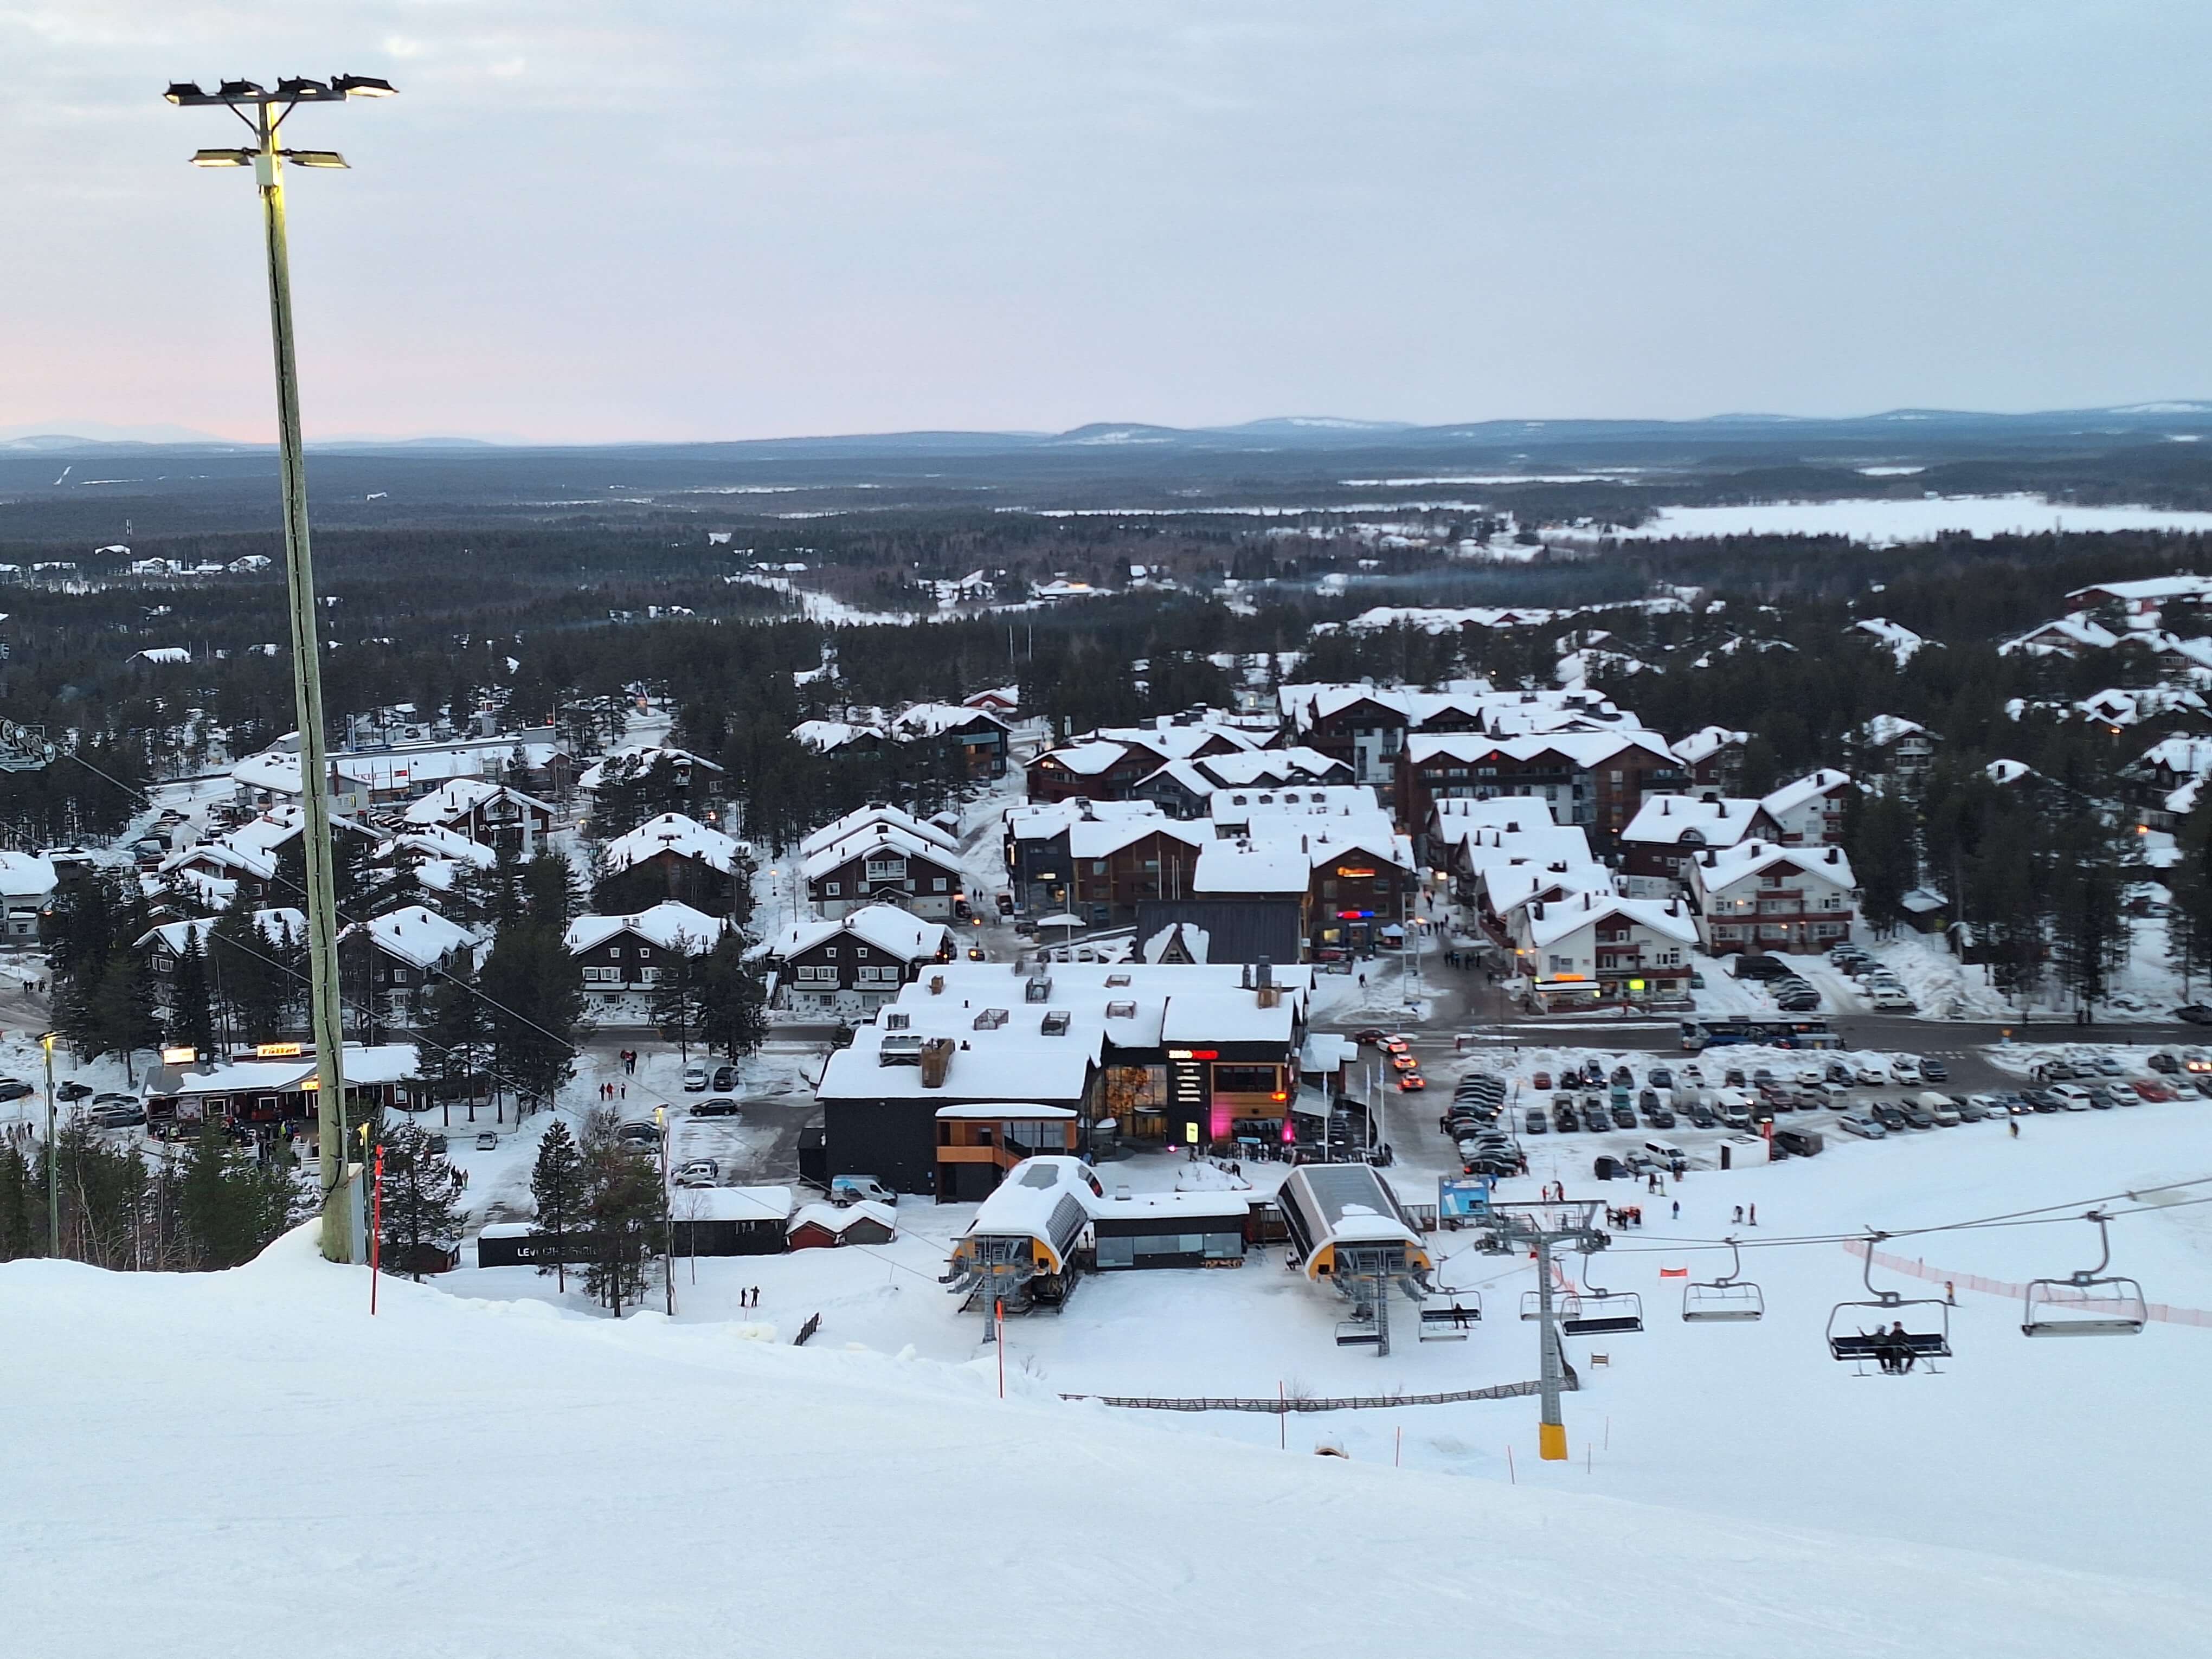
(1419, 1288), (1481, 1341)
(1334, 1314), (1381, 1347)
(1682, 1237), (1765, 1323)
(1826, 1233), (1951, 1372)
(2022, 1212), (2146, 1338)
(1561, 1251), (1644, 1336)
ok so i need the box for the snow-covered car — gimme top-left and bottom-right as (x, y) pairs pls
(1889, 1059), (1921, 1085)
(474, 1130), (499, 1150)
(1854, 1062), (1887, 1085)
(1868, 991), (1917, 1012)
(2088, 1054), (2126, 1076)
(1680, 1064), (1705, 1087)
(1793, 1065), (1824, 1086)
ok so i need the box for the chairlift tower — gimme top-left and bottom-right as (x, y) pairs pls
(1476, 1199), (1609, 1461)
(0, 721), (55, 772)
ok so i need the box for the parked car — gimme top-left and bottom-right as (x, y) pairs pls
(1580, 1104), (1611, 1134)
(0, 1078), (36, 1102)
(617, 1120), (663, 1146)
(1887, 1058), (1920, 1085)
(674, 1158), (718, 1188)
(1868, 991), (1918, 1012)
(1644, 1104), (1677, 1129)
(1954, 1096), (1992, 1122)
(1854, 1062), (1887, 1085)
(1523, 1109), (1548, 1135)
(1917, 1092), (1960, 1127)
(2088, 1054), (2124, 1077)
(2021, 1089), (2062, 1114)
(831, 1174), (899, 1207)
(1773, 1125), (1824, 1156)
(2148, 1050), (2183, 1074)
(2050, 1085), (2094, 1111)
(2177, 1004), (2212, 1025)
(2086, 1085), (2125, 1110)
(680, 1063), (709, 1092)
(56, 1080), (93, 1102)
(2133, 1079), (2180, 1103)
(1723, 1066), (1747, 1089)
(1609, 1101), (1637, 1130)
(711, 1064), (740, 1091)
(1837, 1114), (1887, 1139)
(87, 1101), (145, 1128)
(693, 1097), (742, 1118)
(473, 1130), (498, 1150)
(1683, 1101), (1716, 1129)
(1552, 1100), (1576, 1132)
(1647, 1065), (1674, 1089)
(1919, 1057), (1949, 1082)
(1531, 1070), (1553, 1090)
(1869, 1101), (1907, 1131)
(1609, 1065), (1634, 1086)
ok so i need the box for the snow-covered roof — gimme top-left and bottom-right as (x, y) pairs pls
(341, 905), (480, 970)
(386, 825), (497, 871)
(751, 904), (950, 964)
(1985, 758), (2035, 786)
(150, 1042), (421, 1099)
(1438, 821), (1594, 873)
(962, 1156), (1102, 1243)
(399, 777), (552, 827)
(1480, 860), (1615, 919)
(576, 743), (724, 793)
(1300, 1033), (1358, 1075)
(792, 719), (883, 753)
(565, 900), (729, 955)
(801, 822), (961, 882)
(1760, 769), (1853, 818)
(675, 1186), (793, 1223)
(2131, 735), (2212, 779)
(1430, 795), (1560, 832)
(1850, 617), (1933, 664)
(1193, 840), (1310, 895)
(1064, 816), (1206, 860)
(1519, 892), (1700, 949)
(1404, 729), (1676, 769)
(801, 805), (959, 859)
(131, 646), (191, 665)
(2065, 575), (2212, 605)
(0, 849), (56, 899)
(599, 813), (748, 877)
(1998, 615), (2123, 657)
(1004, 798), (1166, 842)
(787, 1200), (896, 1236)
(1033, 740), (1134, 776)
(1855, 715), (1932, 750)
(135, 906), (303, 956)
(1690, 840), (1858, 893)
(888, 702), (1008, 739)
(1672, 725), (1748, 767)
(1207, 785), (1385, 827)
(1621, 795), (1768, 848)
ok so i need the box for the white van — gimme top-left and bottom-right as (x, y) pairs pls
(1644, 1140), (1687, 1166)
(1914, 1090), (1960, 1127)
(831, 1174), (899, 1207)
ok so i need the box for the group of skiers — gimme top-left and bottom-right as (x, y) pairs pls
(1861, 1321), (1923, 1374)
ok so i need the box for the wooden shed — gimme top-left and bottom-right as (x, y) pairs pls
(786, 1200), (898, 1250)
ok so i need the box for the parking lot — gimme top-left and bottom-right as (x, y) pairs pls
(1348, 1030), (2212, 1189)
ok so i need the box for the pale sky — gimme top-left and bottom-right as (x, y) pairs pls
(5, 2), (2207, 443)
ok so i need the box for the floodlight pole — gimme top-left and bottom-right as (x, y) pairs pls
(171, 74), (391, 1260)
(41, 1031), (57, 1256)
(252, 104), (353, 1263)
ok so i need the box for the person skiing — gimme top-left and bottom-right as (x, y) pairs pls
(1945, 1280), (1956, 1306)
(1671, 1200), (1680, 1221)
(1747, 1203), (1757, 1227)
(2009, 1117), (2020, 1139)
(1733, 1204), (1744, 1225)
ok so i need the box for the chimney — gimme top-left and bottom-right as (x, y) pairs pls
(918, 1038), (955, 1089)
(1660, 799), (1670, 816)
(1827, 847), (1840, 864)
(1702, 850), (1717, 867)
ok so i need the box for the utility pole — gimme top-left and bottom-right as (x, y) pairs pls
(165, 72), (396, 1263)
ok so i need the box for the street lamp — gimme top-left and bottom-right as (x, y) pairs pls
(166, 71), (396, 1265)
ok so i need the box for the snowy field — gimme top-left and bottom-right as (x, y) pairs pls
(9, 1104), (2212, 1659)
(1610, 492), (2212, 544)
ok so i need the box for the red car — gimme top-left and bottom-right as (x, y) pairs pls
(1397, 1071), (1427, 1092)
(1391, 1051), (1419, 1071)
(2133, 1079), (2179, 1102)
(1532, 1070), (1552, 1090)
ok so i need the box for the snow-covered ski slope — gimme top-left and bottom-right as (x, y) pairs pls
(9, 1108), (2212, 1659)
